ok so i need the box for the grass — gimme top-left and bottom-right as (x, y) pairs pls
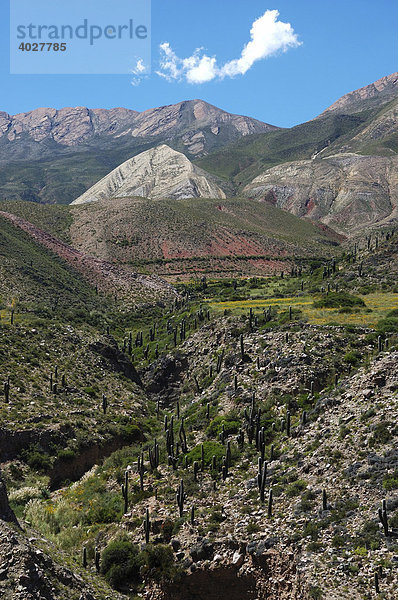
(209, 293), (398, 328)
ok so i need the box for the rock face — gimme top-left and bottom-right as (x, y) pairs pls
(72, 144), (226, 204)
(320, 71), (398, 116)
(243, 154), (398, 233)
(0, 100), (274, 152)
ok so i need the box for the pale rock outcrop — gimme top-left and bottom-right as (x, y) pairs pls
(72, 144), (226, 204)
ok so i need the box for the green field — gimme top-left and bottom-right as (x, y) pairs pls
(209, 293), (398, 328)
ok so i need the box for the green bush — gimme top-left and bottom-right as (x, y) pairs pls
(101, 539), (142, 590)
(383, 470), (398, 490)
(22, 446), (52, 472)
(313, 292), (365, 309)
(141, 544), (178, 582)
(286, 479), (307, 497)
(206, 413), (240, 438)
(186, 441), (225, 467)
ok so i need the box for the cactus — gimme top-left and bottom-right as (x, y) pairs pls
(267, 488), (273, 518)
(258, 461), (267, 503)
(286, 411), (291, 437)
(176, 479), (185, 517)
(179, 420), (188, 454)
(95, 547), (100, 573)
(201, 444), (205, 472)
(121, 470), (129, 513)
(144, 508), (151, 544)
(374, 571), (380, 593)
(102, 394), (108, 415)
(190, 505), (195, 525)
(137, 453), (145, 491)
(193, 461), (199, 482)
(206, 403), (210, 420)
(270, 444), (274, 462)
(322, 489), (327, 511)
(3, 379), (10, 403)
(216, 350), (224, 373)
(149, 440), (160, 470)
(240, 334), (245, 360)
(82, 546), (87, 568)
(234, 374), (238, 391)
(222, 461), (228, 481)
(225, 441), (232, 469)
(193, 375), (201, 393)
(378, 500), (389, 536)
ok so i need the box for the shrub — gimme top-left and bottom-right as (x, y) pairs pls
(101, 539), (142, 590)
(313, 292), (365, 309)
(286, 479), (307, 497)
(206, 413), (240, 438)
(22, 446), (52, 472)
(186, 441), (225, 467)
(383, 470), (398, 490)
(141, 544), (178, 582)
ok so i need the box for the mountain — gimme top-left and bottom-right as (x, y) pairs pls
(319, 71), (398, 116)
(68, 196), (341, 279)
(0, 100), (275, 204)
(72, 145), (227, 204)
(196, 71), (398, 234)
(243, 153), (398, 233)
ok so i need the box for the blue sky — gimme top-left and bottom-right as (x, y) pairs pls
(2, 0), (397, 127)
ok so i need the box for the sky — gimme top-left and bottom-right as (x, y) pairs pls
(1, 0), (398, 127)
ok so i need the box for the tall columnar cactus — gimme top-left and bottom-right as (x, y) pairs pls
(222, 458), (228, 481)
(138, 453), (145, 491)
(286, 411), (291, 437)
(225, 441), (232, 469)
(82, 546), (87, 568)
(240, 334), (245, 361)
(149, 440), (160, 470)
(176, 479), (185, 517)
(216, 350), (224, 374)
(378, 499), (389, 537)
(144, 508), (151, 544)
(3, 379), (10, 403)
(121, 470), (129, 513)
(95, 547), (100, 573)
(258, 460), (267, 503)
(193, 461), (199, 482)
(102, 394), (108, 415)
(179, 420), (188, 454)
(267, 488), (273, 518)
(322, 489), (327, 511)
(201, 444), (205, 472)
(374, 571), (380, 594)
(190, 505), (195, 525)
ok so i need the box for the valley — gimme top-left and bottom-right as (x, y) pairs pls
(0, 70), (397, 600)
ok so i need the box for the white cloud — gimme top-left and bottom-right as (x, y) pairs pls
(157, 10), (301, 84)
(131, 58), (149, 85)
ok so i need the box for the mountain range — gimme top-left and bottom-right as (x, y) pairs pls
(0, 71), (397, 235)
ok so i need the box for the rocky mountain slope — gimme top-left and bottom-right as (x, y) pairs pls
(197, 71), (398, 234)
(0, 210), (177, 307)
(72, 145), (226, 204)
(243, 153), (398, 234)
(0, 100), (275, 204)
(1, 225), (398, 598)
(68, 196), (341, 279)
(319, 71), (398, 117)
